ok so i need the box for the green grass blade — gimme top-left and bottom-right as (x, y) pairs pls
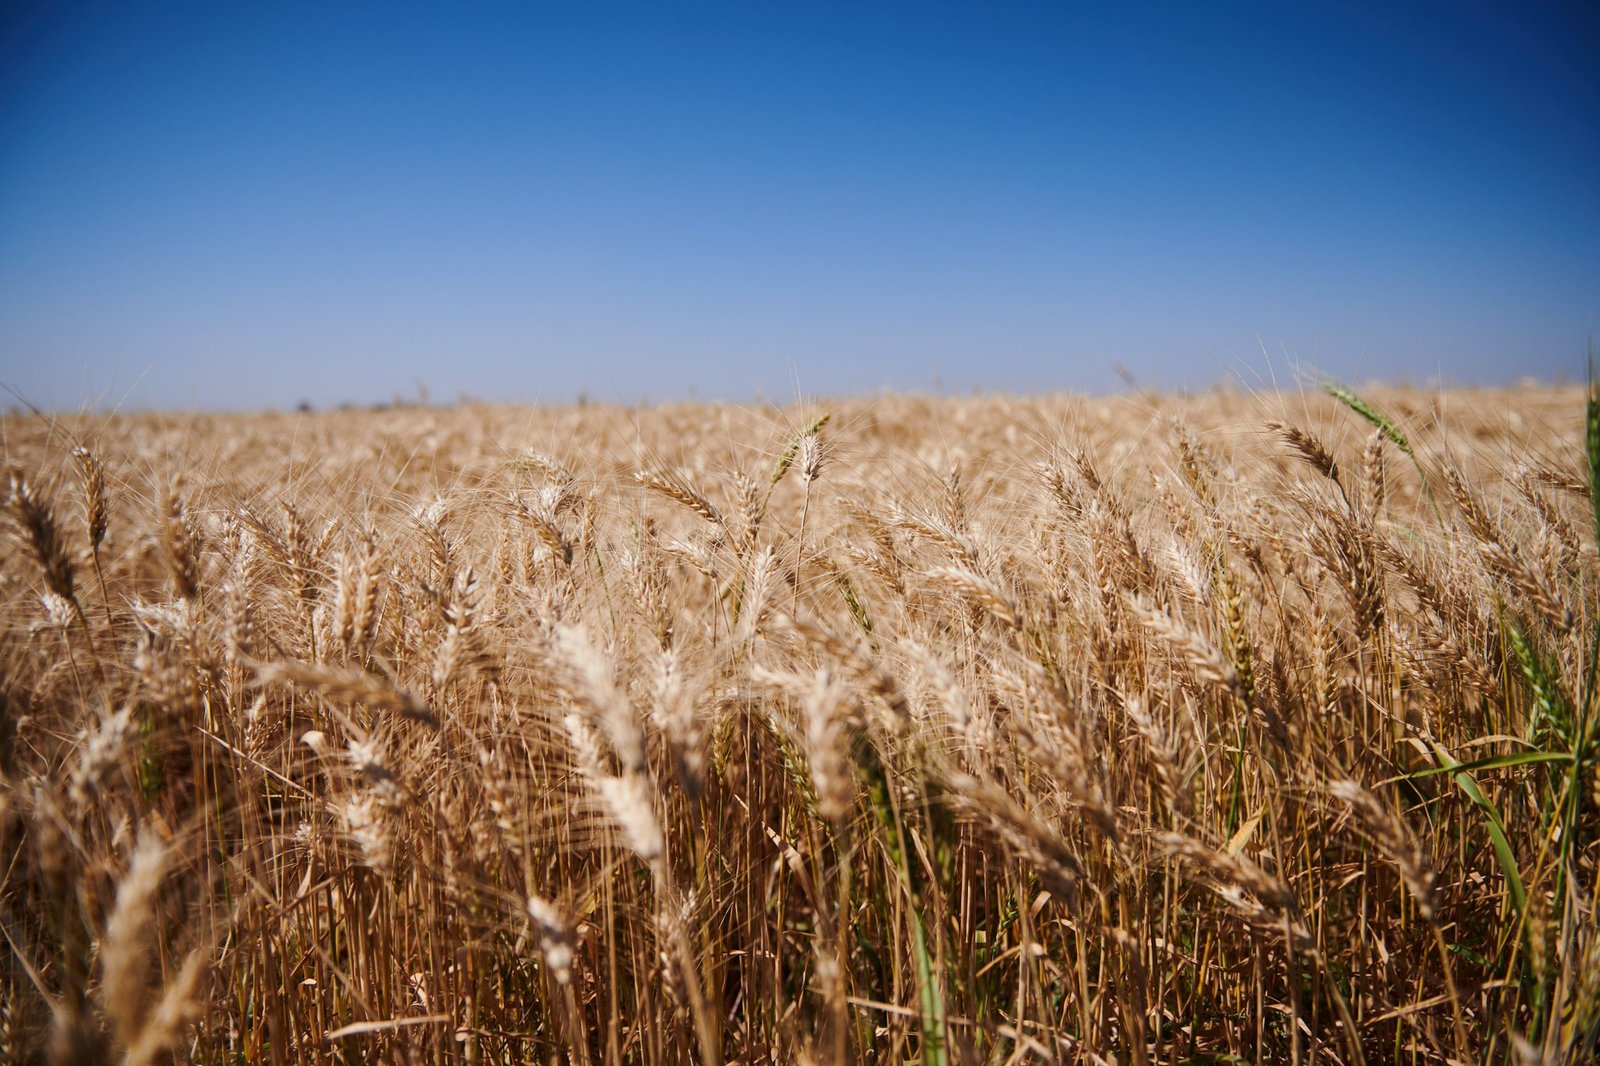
(1324, 380), (1437, 514)
(1430, 743), (1527, 918)
(910, 907), (948, 1066)
(1400, 750), (1573, 778)
(1587, 363), (1600, 551)
(1324, 382), (1412, 456)
(1507, 622), (1572, 747)
(835, 571), (875, 640)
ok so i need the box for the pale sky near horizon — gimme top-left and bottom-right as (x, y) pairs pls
(1, 1), (1597, 411)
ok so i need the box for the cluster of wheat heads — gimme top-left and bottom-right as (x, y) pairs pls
(1, 384), (1596, 1065)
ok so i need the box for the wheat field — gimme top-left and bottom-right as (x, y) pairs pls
(1, 384), (1596, 1065)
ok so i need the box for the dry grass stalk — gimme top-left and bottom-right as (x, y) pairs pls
(1299, 490), (1384, 639)
(70, 446), (109, 553)
(0, 384), (1592, 1065)
(926, 566), (1023, 631)
(161, 489), (203, 601)
(254, 659), (438, 727)
(1326, 778), (1436, 921)
(1126, 697), (1190, 818)
(773, 612), (911, 722)
(330, 530), (384, 659)
(1265, 419), (1341, 485)
(101, 833), (169, 1049)
(889, 502), (981, 568)
(945, 772), (1084, 901)
(1126, 596), (1238, 691)
(1154, 830), (1307, 945)
(7, 472), (77, 604)
(120, 948), (208, 1066)
(526, 895), (576, 986)
(799, 668), (856, 823)
(1362, 428), (1387, 514)
(510, 449), (576, 486)
(1478, 538), (1573, 631)
(510, 493), (573, 566)
(651, 648), (706, 799)
(635, 469), (725, 529)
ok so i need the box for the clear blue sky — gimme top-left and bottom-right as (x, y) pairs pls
(2, 1), (1597, 410)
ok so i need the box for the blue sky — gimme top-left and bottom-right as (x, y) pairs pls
(1, 1), (1597, 410)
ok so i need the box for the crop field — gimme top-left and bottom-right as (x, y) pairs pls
(1, 384), (1596, 1065)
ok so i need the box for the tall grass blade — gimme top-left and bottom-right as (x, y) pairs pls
(1429, 742), (1527, 919)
